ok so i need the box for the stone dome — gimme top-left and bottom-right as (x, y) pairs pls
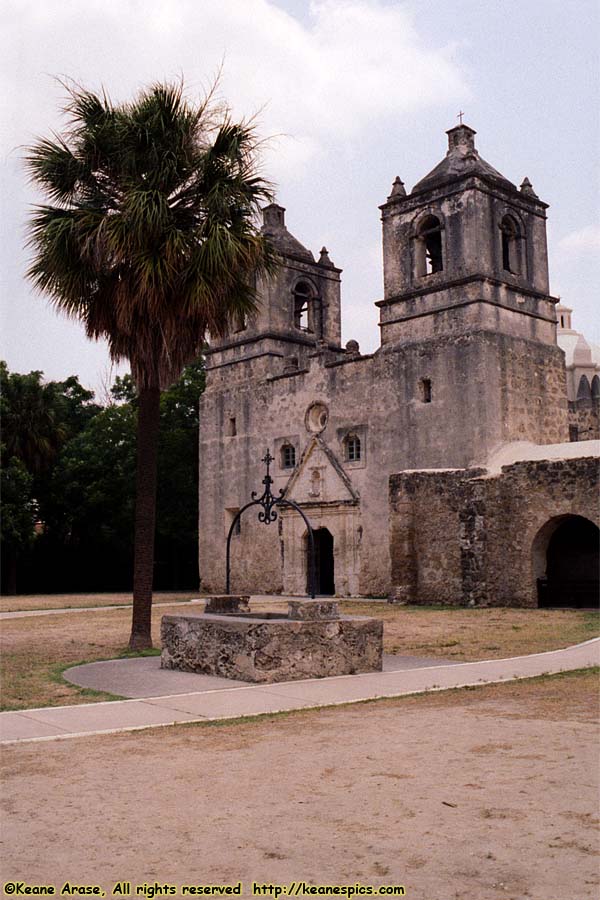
(261, 203), (315, 262)
(411, 124), (517, 195)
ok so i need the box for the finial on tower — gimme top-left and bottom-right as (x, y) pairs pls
(262, 203), (286, 228)
(446, 121), (476, 155)
(388, 176), (406, 200)
(318, 246), (335, 268)
(519, 177), (538, 198)
(457, 110), (465, 125)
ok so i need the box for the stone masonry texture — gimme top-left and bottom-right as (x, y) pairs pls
(160, 612), (383, 683)
(389, 457), (599, 607)
(197, 125), (593, 607)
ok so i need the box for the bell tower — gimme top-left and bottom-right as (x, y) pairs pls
(376, 123), (568, 452)
(378, 124), (557, 348)
(205, 203), (342, 383)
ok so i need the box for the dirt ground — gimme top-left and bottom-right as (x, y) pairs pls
(1, 672), (598, 900)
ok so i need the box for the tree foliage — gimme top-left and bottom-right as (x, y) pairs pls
(1, 359), (205, 596)
(25, 81), (276, 646)
(25, 82), (276, 389)
(0, 362), (99, 592)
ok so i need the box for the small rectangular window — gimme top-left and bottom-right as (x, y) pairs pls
(227, 417), (237, 436)
(281, 444), (296, 468)
(420, 378), (432, 403)
(345, 434), (361, 462)
(569, 425), (579, 442)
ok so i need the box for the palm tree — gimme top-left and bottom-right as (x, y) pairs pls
(25, 82), (277, 648)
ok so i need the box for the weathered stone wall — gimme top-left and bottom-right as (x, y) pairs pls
(198, 129), (574, 601)
(389, 456), (599, 607)
(199, 327), (569, 597)
(568, 398), (600, 441)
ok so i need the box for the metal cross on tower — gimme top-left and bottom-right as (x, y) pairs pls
(457, 110), (465, 125)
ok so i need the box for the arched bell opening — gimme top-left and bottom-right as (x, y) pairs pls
(500, 214), (524, 275)
(533, 515), (599, 608)
(414, 214), (444, 277)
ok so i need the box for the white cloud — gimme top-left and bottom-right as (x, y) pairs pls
(0, 0), (470, 389)
(557, 224), (600, 258)
(1, 0), (468, 178)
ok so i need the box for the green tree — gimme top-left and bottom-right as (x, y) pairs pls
(43, 358), (205, 594)
(0, 361), (101, 593)
(46, 402), (137, 569)
(1, 361), (67, 475)
(0, 362), (99, 475)
(0, 455), (36, 594)
(155, 358), (205, 586)
(25, 82), (276, 647)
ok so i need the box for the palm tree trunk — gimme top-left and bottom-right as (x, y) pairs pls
(129, 385), (161, 649)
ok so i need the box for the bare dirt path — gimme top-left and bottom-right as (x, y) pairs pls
(1, 672), (598, 900)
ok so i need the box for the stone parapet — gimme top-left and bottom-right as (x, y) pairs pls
(204, 595), (250, 615)
(287, 599), (340, 620)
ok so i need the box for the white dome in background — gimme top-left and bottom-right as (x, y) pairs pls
(557, 304), (600, 368)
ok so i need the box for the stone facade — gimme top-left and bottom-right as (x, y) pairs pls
(198, 124), (595, 606)
(389, 448), (599, 607)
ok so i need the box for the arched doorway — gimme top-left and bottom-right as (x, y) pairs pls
(308, 528), (335, 596)
(534, 515), (599, 608)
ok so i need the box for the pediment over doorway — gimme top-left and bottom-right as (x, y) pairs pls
(283, 435), (359, 505)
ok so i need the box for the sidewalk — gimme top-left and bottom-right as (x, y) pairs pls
(1, 638), (597, 745)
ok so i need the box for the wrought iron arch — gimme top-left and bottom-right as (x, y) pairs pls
(225, 450), (317, 598)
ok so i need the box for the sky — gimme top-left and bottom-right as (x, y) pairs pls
(1, 0), (599, 396)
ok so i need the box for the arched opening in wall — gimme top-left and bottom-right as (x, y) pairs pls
(577, 375), (592, 401)
(293, 281), (321, 335)
(500, 215), (522, 274)
(415, 215), (443, 276)
(591, 375), (600, 400)
(533, 515), (599, 608)
(306, 527), (335, 596)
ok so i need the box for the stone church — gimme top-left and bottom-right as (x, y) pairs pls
(198, 123), (599, 607)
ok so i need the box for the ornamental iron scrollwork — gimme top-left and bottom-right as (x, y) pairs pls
(225, 450), (316, 598)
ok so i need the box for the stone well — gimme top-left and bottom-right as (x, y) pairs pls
(161, 596), (383, 683)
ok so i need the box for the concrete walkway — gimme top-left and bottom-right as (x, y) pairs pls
(62, 653), (463, 698)
(1, 638), (597, 745)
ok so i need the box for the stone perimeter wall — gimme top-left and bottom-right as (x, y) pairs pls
(569, 398), (600, 441)
(389, 456), (598, 607)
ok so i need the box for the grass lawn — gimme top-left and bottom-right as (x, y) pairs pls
(1, 595), (597, 711)
(338, 601), (600, 661)
(0, 590), (199, 613)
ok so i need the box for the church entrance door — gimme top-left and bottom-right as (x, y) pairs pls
(310, 528), (335, 596)
(537, 515), (599, 608)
